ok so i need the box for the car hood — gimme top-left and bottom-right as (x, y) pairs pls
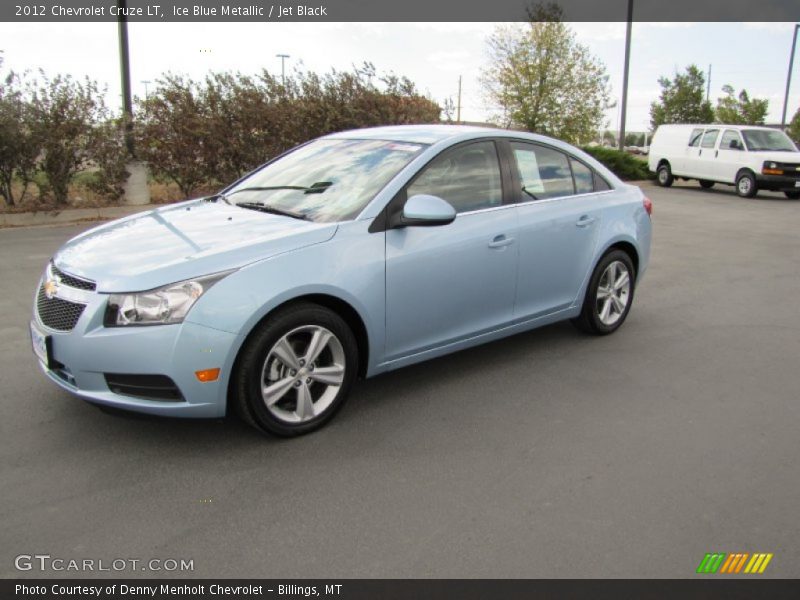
(749, 150), (800, 163)
(53, 199), (338, 292)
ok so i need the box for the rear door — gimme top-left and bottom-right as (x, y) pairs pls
(508, 141), (605, 319)
(696, 128), (721, 180)
(681, 127), (705, 176)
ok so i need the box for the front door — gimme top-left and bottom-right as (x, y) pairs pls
(385, 140), (519, 361)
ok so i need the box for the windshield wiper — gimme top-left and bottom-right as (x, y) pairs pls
(236, 202), (308, 220)
(214, 182), (333, 204)
(522, 186), (539, 201)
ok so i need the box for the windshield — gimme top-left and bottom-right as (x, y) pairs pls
(741, 129), (797, 152)
(223, 138), (427, 222)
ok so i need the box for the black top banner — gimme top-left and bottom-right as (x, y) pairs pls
(1, 0), (799, 23)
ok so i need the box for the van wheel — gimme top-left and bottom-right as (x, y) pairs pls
(784, 191), (800, 200)
(699, 180), (714, 189)
(736, 171), (758, 198)
(656, 163), (673, 187)
(233, 303), (358, 437)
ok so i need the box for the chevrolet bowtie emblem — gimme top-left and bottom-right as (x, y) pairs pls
(43, 276), (60, 299)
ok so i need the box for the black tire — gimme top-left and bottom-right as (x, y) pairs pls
(784, 191), (800, 200)
(656, 163), (673, 187)
(233, 302), (358, 437)
(572, 250), (636, 336)
(699, 179), (715, 189)
(736, 171), (758, 198)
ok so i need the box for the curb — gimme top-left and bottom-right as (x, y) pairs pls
(0, 204), (154, 228)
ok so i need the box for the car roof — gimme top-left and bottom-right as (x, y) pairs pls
(659, 124), (777, 132)
(324, 124), (505, 145)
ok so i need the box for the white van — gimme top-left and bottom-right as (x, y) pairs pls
(648, 124), (800, 198)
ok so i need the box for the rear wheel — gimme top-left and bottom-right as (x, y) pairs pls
(572, 250), (635, 336)
(656, 163), (673, 187)
(784, 191), (800, 200)
(699, 179), (715, 189)
(736, 171), (758, 198)
(233, 303), (358, 437)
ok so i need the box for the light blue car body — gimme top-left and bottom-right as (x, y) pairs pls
(32, 125), (652, 417)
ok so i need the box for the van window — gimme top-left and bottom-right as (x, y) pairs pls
(720, 129), (744, 151)
(701, 129), (719, 149)
(688, 128), (704, 147)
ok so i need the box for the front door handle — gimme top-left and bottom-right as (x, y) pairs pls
(575, 215), (597, 228)
(488, 234), (515, 249)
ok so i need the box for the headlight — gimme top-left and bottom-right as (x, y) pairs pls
(104, 271), (232, 327)
(768, 162), (777, 169)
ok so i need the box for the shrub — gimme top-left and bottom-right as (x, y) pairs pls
(581, 146), (653, 181)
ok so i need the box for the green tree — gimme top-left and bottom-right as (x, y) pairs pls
(715, 85), (768, 125)
(784, 107), (799, 143)
(650, 65), (714, 130)
(480, 4), (610, 144)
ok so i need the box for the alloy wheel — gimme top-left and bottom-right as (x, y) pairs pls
(595, 260), (631, 326)
(260, 325), (346, 423)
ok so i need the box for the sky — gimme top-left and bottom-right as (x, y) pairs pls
(0, 21), (798, 133)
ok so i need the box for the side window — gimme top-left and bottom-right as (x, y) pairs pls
(570, 158), (594, 194)
(594, 173), (611, 191)
(688, 128), (704, 147)
(511, 142), (574, 200)
(701, 129), (719, 149)
(407, 141), (502, 213)
(720, 129), (744, 150)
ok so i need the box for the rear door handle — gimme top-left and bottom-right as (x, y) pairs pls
(575, 215), (596, 228)
(488, 234), (515, 249)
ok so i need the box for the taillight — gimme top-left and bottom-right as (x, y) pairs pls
(643, 195), (653, 217)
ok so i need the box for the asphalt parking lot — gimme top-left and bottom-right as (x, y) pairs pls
(1, 181), (799, 579)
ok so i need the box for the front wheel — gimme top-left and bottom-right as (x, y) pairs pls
(736, 171), (758, 198)
(233, 303), (358, 437)
(572, 250), (635, 335)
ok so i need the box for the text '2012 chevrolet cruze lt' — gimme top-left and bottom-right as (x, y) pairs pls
(31, 125), (652, 436)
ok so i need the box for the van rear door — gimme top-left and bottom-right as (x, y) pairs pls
(696, 128), (721, 180)
(682, 128), (705, 177)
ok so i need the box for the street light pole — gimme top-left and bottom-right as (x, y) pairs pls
(276, 54), (290, 85)
(618, 0), (633, 151)
(780, 24), (799, 131)
(117, 0), (134, 157)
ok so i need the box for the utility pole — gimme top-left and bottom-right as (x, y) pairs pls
(116, 0), (149, 205)
(456, 75), (462, 124)
(706, 64), (712, 102)
(276, 54), (290, 85)
(781, 24), (800, 130)
(117, 0), (134, 157)
(618, 0), (633, 151)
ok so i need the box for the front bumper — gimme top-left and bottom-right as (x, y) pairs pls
(756, 173), (800, 191)
(32, 287), (239, 418)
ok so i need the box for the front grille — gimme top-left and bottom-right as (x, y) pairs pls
(51, 263), (96, 291)
(36, 286), (86, 331)
(104, 373), (185, 402)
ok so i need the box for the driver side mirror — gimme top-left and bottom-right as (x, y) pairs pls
(395, 194), (456, 228)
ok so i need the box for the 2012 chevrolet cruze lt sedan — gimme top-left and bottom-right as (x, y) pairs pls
(31, 125), (652, 436)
